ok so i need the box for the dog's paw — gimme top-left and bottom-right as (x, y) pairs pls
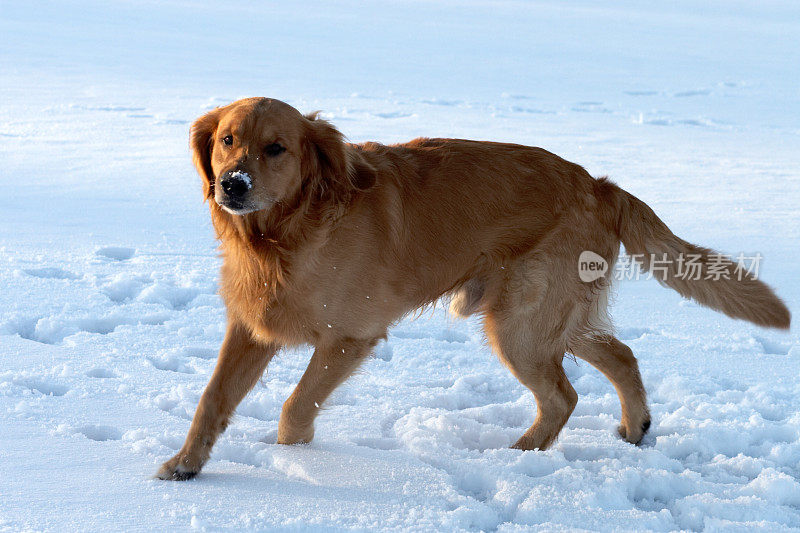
(618, 419), (651, 445)
(155, 453), (201, 481)
(276, 423), (314, 445)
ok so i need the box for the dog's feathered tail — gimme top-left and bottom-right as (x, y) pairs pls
(597, 177), (790, 329)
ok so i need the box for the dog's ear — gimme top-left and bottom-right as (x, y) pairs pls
(302, 113), (375, 199)
(190, 108), (222, 200)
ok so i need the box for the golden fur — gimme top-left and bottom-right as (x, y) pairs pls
(157, 97), (790, 480)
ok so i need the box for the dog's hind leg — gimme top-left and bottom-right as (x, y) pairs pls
(506, 353), (577, 451)
(156, 320), (279, 480)
(571, 335), (650, 444)
(486, 313), (578, 450)
(278, 337), (377, 445)
(482, 262), (581, 450)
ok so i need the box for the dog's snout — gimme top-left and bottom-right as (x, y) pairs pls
(219, 171), (252, 197)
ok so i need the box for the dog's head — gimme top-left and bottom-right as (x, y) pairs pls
(190, 97), (374, 216)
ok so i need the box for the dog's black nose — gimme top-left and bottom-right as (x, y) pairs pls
(219, 171), (252, 197)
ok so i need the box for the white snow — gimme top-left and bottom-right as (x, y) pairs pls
(229, 171), (252, 188)
(1, 1), (799, 531)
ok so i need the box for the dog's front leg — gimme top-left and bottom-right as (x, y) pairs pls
(278, 337), (376, 445)
(156, 321), (279, 480)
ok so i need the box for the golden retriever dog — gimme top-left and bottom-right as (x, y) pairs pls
(157, 97), (790, 480)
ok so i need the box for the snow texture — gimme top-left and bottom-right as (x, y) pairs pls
(1, 1), (799, 531)
(229, 171), (252, 188)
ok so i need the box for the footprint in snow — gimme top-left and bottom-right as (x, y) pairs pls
(753, 336), (791, 356)
(421, 98), (462, 106)
(11, 377), (69, 396)
(4, 312), (169, 345)
(86, 367), (118, 378)
(509, 105), (552, 115)
(77, 424), (122, 442)
(673, 89), (711, 97)
(136, 283), (200, 310)
(153, 395), (193, 420)
(95, 246), (135, 261)
(372, 111), (413, 119)
(147, 354), (196, 374)
(678, 118), (712, 127)
(101, 274), (148, 303)
(22, 267), (79, 280)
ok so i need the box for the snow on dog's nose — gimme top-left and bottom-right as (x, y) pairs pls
(216, 170), (261, 215)
(219, 170), (252, 198)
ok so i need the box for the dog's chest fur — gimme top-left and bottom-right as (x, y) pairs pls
(217, 244), (317, 345)
(218, 238), (396, 347)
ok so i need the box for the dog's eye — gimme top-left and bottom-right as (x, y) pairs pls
(264, 143), (286, 157)
(222, 135), (233, 146)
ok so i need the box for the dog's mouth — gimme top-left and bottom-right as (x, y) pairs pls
(217, 198), (262, 216)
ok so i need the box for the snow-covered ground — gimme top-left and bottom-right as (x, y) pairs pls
(2, 1), (799, 530)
